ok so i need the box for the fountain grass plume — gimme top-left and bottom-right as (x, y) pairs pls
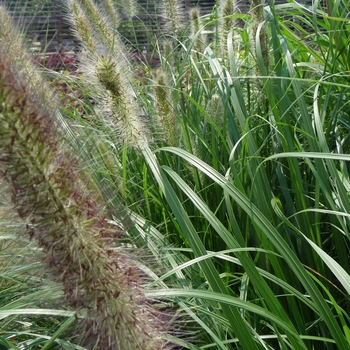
(0, 6), (55, 99)
(67, 0), (97, 53)
(118, 0), (137, 19)
(155, 74), (178, 147)
(161, 0), (184, 36)
(73, 0), (124, 57)
(190, 7), (205, 55)
(220, 0), (237, 63)
(99, 0), (121, 27)
(94, 54), (150, 148)
(68, 0), (150, 148)
(0, 7), (170, 349)
(207, 93), (224, 127)
(250, 0), (269, 74)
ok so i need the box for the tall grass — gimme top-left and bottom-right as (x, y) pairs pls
(0, 0), (350, 349)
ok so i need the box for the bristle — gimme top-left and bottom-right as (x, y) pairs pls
(155, 74), (178, 147)
(220, 0), (237, 62)
(117, 0), (137, 19)
(0, 6), (171, 349)
(250, 0), (269, 73)
(75, 0), (124, 56)
(67, 0), (97, 54)
(190, 7), (205, 54)
(100, 0), (121, 27)
(161, 0), (184, 36)
(94, 55), (149, 148)
(207, 93), (224, 127)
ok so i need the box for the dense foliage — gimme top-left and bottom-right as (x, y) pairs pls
(0, 0), (349, 349)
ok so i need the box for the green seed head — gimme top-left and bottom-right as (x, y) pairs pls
(95, 55), (149, 148)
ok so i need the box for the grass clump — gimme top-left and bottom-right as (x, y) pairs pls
(0, 0), (350, 349)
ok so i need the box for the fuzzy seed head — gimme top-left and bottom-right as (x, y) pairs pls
(155, 74), (178, 147)
(74, 0), (124, 57)
(161, 0), (184, 35)
(99, 0), (121, 27)
(0, 6), (172, 349)
(190, 8), (205, 54)
(207, 93), (224, 127)
(251, 0), (265, 22)
(220, 0), (237, 62)
(250, 0), (269, 73)
(68, 0), (97, 53)
(117, 0), (137, 19)
(95, 55), (149, 148)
